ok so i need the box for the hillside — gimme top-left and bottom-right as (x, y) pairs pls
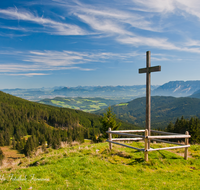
(152, 80), (200, 97)
(38, 97), (129, 112)
(0, 141), (199, 189)
(189, 89), (200, 99)
(0, 91), (138, 145)
(95, 96), (200, 129)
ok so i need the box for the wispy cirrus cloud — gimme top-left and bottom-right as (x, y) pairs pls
(72, 4), (159, 33)
(0, 48), (181, 76)
(0, 7), (87, 35)
(0, 62), (94, 74)
(50, 0), (200, 54)
(8, 73), (49, 77)
(0, 49), (138, 75)
(1, 0), (200, 55)
(117, 36), (200, 53)
(185, 39), (200, 47)
(132, 0), (200, 20)
(131, 0), (175, 13)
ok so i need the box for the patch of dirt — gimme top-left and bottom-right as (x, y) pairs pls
(0, 146), (25, 169)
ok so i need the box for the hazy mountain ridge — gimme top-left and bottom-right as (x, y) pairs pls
(1, 85), (158, 101)
(189, 89), (200, 99)
(152, 80), (200, 97)
(2, 80), (200, 102)
(52, 85), (151, 97)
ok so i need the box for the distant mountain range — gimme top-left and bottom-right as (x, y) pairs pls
(95, 96), (200, 129)
(1, 85), (158, 101)
(152, 81), (200, 97)
(52, 85), (155, 98)
(189, 89), (200, 99)
(2, 80), (200, 101)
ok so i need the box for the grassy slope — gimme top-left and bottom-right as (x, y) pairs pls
(0, 141), (199, 190)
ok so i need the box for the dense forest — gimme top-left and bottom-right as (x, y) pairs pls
(2, 89), (199, 159)
(96, 96), (200, 129)
(165, 116), (200, 144)
(0, 91), (137, 156)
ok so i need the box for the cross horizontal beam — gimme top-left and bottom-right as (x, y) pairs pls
(139, 65), (161, 74)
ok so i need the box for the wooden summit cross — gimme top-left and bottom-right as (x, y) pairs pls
(107, 54), (189, 161)
(139, 51), (161, 149)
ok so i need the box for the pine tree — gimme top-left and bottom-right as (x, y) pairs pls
(12, 136), (16, 149)
(3, 129), (10, 146)
(166, 122), (175, 132)
(16, 140), (20, 151)
(52, 130), (61, 149)
(99, 107), (121, 138)
(67, 128), (73, 145)
(41, 142), (46, 152)
(24, 137), (34, 157)
(189, 117), (200, 144)
(39, 134), (45, 145)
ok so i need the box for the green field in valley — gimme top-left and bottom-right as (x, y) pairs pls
(39, 97), (131, 112)
(0, 141), (199, 190)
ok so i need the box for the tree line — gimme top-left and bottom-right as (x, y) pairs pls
(0, 91), (103, 156)
(165, 116), (200, 144)
(0, 91), (135, 157)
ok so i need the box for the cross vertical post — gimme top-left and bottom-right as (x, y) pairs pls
(146, 51), (151, 149)
(139, 51), (161, 149)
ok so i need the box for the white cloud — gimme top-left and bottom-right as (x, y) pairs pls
(0, 64), (43, 72)
(132, 0), (200, 20)
(0, 63), (95, 74)
(0, 49), (143, 75)
(51, 0), (200, 53)
(0, 8), (87, 35)
(176, 0), (200, 19)
(1, 0), (200, 56)
(76, 14), (131, 35)
(8, 73), (49, 76)
(185, 39), (200, 47)
(131, 0), (175, 13)
(0, 50), (122, 74)
(117, 35), (200, 53)
(117, 36), (178, 49)
(73, 5), (159, 32)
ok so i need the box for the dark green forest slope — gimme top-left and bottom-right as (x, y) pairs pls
(0, 91), (137, 148)
(96, 96), (200, 129)
(165, 116), (200, 144)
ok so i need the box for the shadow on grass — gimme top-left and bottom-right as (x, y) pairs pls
(158, 150), (182, 159)
(127, 157), (144, 165)
(114, 151), (132, 158)
(157, 151), (167, 159)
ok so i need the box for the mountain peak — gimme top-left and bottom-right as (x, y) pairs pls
(153, 80), (200, 97)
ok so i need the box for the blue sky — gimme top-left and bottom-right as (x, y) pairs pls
(1, 0), (200, 89)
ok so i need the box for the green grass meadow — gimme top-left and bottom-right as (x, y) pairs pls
(0, 141), (200, 190)
(39, 97), (129, 112)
